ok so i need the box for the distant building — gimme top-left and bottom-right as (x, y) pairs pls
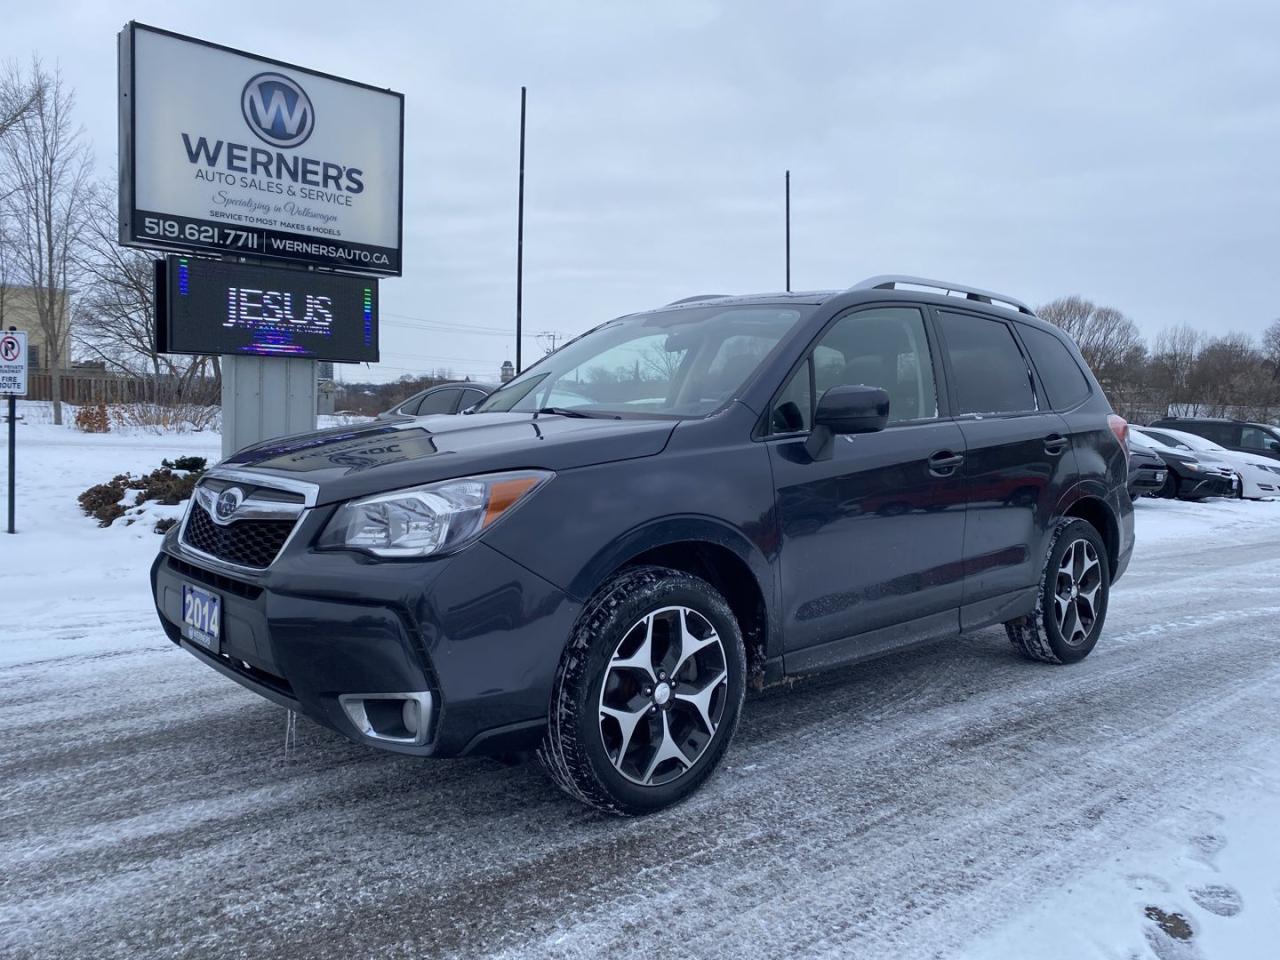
(500, 360), (515, 383)
(0, 285), (71, 371)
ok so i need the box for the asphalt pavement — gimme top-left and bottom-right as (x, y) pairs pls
(3, 527), (1279, 959)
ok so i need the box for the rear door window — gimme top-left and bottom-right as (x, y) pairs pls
(1241, 425), (1280, 452)
(1017, 324), (1091, 410)
(938, 311), (1037, 416)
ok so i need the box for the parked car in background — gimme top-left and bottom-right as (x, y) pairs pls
(379, 382), (499, 419)
(1129, 428), (1238, 500)
(152, 274), (1134, 815)
(1126, 439), (1168, 499)
(1148, 416), (1280, 462)
(1138, 425), (1280, 500)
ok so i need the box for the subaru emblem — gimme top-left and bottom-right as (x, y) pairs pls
(214, 487), (245, 523)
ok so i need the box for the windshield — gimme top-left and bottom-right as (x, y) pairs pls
(1132, 429), (1191, 452)
(475, 304), (812, 418)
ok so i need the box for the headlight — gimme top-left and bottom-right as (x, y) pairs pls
(318, 470), (552, 558)
(1183, 462), (1200, 472)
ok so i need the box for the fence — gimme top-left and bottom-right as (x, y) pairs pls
(23, 371), (219, 405)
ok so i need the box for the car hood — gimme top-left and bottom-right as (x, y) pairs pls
(1205, 447), (1277, 471)
(1128, 444), (1165, 466)
(221, 412), (679, 505)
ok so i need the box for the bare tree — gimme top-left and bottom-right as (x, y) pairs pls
(1149, 325), (1204, 415)
(0, 60), (92, 424)
(1038, 296), (1147, 411)
(1038, 297), (1146, 372)
(1263, 318), (1280, 383)
(0, 60), (38, 161)
(74, 180), (224, 403)
(0, 61), (34, 330)
(0, 231), (11, 332)
(1188, 332), (1260, 416)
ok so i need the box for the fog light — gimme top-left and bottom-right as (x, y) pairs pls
(402, 698), (420, 736)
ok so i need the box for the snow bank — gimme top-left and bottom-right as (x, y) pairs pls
(0, 405), (220, 667)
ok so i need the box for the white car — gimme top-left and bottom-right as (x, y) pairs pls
(1135, 426), (1280, 500)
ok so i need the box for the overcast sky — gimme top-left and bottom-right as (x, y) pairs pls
(5, 0), (1279, 383)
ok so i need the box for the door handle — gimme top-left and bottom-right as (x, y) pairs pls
(1044, 434), (1070, 456)
(928, 451), (964, 477)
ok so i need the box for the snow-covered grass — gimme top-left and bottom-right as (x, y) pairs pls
(2, 402), (1279, 959)
(1, 401), (220, 666)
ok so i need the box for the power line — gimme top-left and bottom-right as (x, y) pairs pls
(381, 311), (514, 335)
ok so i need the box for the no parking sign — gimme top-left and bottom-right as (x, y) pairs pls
(0, 331), (27, 396)
(2, 329), (24, 533)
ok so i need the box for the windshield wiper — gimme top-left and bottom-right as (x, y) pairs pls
(534, 406), (619, 420)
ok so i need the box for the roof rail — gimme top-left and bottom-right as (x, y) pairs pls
(665, 294), (730, 306)
(849, 275), (1035, 316)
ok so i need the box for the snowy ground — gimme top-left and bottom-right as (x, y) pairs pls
(2, 405), (1279, 960)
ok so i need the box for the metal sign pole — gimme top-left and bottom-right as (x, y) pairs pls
(6, 393), (13, 534)
(1, 326), (25, 534)
(516, 85), (526, 375)
(785, 170), (791, 293)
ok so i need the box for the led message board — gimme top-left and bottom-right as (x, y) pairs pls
(156, 256), (378, 362)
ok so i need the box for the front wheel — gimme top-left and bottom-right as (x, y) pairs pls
(538, 566), (746, 815)
(1006, 518), (1111, 664)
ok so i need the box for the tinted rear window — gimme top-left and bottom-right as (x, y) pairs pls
(1018, 324), (1091, 410)
(938, 312), (1036, 415)
(1181, 421), (1238, 445)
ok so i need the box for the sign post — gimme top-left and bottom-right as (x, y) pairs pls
(0, 329), (28, 534)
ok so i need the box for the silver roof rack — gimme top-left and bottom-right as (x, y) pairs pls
(849, 275), (1035, 316)
(665, 294), (730, 306)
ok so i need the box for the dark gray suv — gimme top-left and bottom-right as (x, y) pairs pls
(152, 275), (1134, 814)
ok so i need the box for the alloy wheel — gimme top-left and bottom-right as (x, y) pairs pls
(597, 605), (729, 786)
(1054, 539), (1102, 646)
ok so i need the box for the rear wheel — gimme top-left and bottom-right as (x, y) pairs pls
(538, 566), (746, 815)
(1006, 518), (1110, 664)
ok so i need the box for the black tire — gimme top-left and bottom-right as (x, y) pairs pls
(1005, 517), (1111, 665)
(537, 565), (746, 815)
(1157, 472), (1179, 499)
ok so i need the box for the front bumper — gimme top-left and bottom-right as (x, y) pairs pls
(1127, 465), (1167, 495)
(1176, 472), (1237, 500)
(151, 519), (579, 757)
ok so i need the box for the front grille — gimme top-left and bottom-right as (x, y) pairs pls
(182, 501), (296, 569)
(167, 556), (263, 600)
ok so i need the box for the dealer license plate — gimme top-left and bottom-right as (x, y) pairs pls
(1154, 470), (1166, 482)
(182, 583), (221, 653)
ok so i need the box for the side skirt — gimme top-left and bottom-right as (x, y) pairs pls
(783, 610), (960, 676)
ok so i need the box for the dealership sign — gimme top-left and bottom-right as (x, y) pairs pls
(119, 22), (403, 275)
(156, 256), (378, 362)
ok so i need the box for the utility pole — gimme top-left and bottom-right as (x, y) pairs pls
(537, 330), (563, 356)
(785, 170), (791, 293)
(516, 86), (527, 375)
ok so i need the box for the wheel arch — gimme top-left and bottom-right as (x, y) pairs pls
(1055, 483), (1120, 576)
(568, 516), (779, 688)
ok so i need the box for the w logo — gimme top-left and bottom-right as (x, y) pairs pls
(241, 73), (314, 148)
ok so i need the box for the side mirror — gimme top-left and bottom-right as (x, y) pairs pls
(1269, 440), (1280, 454)
(805, 384), (889, 460)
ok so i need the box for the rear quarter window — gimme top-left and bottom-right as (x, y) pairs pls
(1018, 323), (1092, 410)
